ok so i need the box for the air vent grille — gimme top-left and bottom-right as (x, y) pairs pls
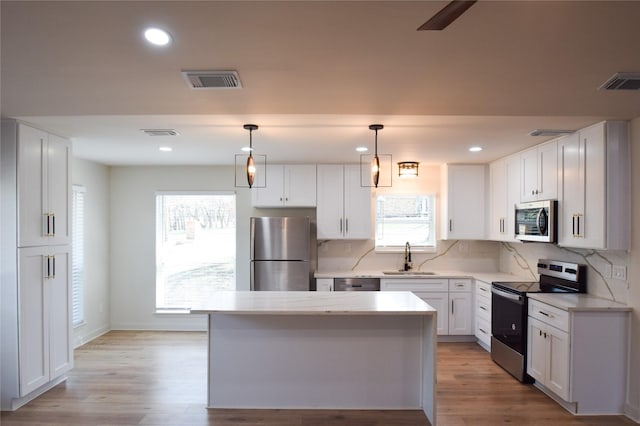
(182, 70), (242, 89)
(529, 129), (575, 137)
(141, 129), (179, 136)
(599, 72), (640, 90)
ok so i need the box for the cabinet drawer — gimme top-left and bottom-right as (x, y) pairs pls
(475, 280), (492, 298)
(528, 299), (569, 332)
(449, 278), (472, 292)
(476, 297), (491, 322)
(475, 317), (491, 346)
(381, 278), (448, 292)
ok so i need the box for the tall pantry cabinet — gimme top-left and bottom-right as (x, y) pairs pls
(1, 120), (73, 411)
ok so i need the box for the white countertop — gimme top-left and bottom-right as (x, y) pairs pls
(190, 291), (437, 316)
(528, 293), (631, 312)
(315, 270), (533, 283)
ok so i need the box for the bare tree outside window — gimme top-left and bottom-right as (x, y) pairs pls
(156, 193), (236, 310)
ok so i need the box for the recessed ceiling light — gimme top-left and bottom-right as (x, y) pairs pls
(241, 146), (253, 152)
(356, 146), (368, 152)
(469, 146), (483, 152)
(144, 28), (172, 46)
(159, 146), (173, 152)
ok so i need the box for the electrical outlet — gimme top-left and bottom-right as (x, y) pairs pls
(612, 265), (627, 280)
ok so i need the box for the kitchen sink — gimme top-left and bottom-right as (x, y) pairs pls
(382, 271), (436, 276)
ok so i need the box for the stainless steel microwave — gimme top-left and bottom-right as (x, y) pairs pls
(515, 200), (557, 243)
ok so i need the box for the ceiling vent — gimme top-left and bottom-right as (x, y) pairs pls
(182, 70), (242, 89)
(599, 72), (640, 90)
(141, 129), (179, 136)
(529, 129), (575, 137)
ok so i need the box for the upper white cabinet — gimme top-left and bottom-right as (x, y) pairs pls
(441, 164), (486, 240)
(520, 140), (557, 202)
(252, 164), (316, 208)
(317, 164), (371, 239)
(557, 121), (630, 250)
(17, 124), (71, 247)
(488, 154), (520, 241)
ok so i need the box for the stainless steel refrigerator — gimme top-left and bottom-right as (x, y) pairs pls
(250, 216), (315, 291)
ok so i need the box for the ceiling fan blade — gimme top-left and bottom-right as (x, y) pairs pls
(417, 0), (477, 31)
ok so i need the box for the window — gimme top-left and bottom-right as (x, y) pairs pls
(375, 194), (436, 251)
(71, 185), (85, 327)
(155, 192), (236, 311)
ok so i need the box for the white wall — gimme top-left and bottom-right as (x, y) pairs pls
(626, 116), (640, 422)
(108, 165), (314, 330)
(72, 158), (111, 347)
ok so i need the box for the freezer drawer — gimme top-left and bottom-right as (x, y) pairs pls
(251, 261), (310, 291)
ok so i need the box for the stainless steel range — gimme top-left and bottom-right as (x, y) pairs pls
(490, 259), (586, 382)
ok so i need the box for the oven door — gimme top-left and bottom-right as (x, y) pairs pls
(491, 286), (527, 354)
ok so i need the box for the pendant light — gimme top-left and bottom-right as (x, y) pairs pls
(360, 124), (392, 188)
(234, 124), (266, 188)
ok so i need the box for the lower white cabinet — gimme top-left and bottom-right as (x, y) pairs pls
(381, 278), (473, 336)
(474, 280), (492, 350)
(315, 278), (333, 292)
(18, 246), (73, 397)
(526, 297), (629, 414)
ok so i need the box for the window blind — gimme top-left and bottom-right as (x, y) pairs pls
(72, 185), (85, 327)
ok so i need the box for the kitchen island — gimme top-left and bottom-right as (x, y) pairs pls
(190, 291), (438, 425)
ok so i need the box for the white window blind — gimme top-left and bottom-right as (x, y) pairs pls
(72, 185), (85, 327)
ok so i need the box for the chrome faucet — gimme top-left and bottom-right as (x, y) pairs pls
(404, 242), (412, 271)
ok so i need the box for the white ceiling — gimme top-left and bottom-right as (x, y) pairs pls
(2, 1), (639, 166)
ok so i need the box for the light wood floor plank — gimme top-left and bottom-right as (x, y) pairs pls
(1, 331), (635, 425)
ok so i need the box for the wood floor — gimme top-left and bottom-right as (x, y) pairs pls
(1, 331), (635, 425)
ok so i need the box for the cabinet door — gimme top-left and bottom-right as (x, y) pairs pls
(48, 248), (72, 379)
(316, 165), (345, 239)
(442, 165), (486, 240)
(504, 154), (521, 241)
(252, 164), (285, 207)
(527, 317), (547, 383)
(18, 247), (50, 395)
(17, 124), (48, 247)
(557, 133), (582, 246)
(537, 140), (558, 201)
(577, 125), (606, 249)
(448, 292), (472, 335)
(284, 165), (316, 207)
(520, 147), (539, 202)
(413, 291), (449, 335)
(343, 165), (371, 239)
(546, 327), (570, 401)
(489, 159), (506, 240)
(47, 134), (71, 245)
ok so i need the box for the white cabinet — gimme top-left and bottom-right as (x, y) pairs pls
(474, 280), (492, 350)
(17, 124), (71, 247)
(18, 246), (72, 396)
(381, 278), (473, 336)
(526, 297), (629, 414)
(441, 164), (486, 240)
(317, 164), (371, 239)
(1, 120), (73, 411)
(557, 121), (630, 250)
(252, 164), (316, 207)
(315, 278), (333, 292)
(488, 154), (520, 241)
(520, 140), (557, 202)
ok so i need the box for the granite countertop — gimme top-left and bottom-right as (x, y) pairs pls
(528, 293), (631, 312)
(189, 291), (437, 316)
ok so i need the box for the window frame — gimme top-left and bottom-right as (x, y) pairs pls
(71, 184), (86, 328)
(374, 193), (437, 253)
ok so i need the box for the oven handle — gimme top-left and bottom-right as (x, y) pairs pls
(491, 287), (524, 304)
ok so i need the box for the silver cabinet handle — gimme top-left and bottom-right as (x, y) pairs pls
(479, 327), (488, 335)
(345, 218), (349, 233)
(451, 300), (454, 314)
(339, 218), (343, 233)
(449, 220), (453, 232)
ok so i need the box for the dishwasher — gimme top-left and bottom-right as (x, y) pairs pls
(333, 277), (380, 291)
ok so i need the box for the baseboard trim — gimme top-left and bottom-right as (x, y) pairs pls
(74, 325), (110, 348)
(625, 402), (640, 423)
(7, 375), (67, 411)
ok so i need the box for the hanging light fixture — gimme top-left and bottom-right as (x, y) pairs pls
(398, 161), (419, 178)
(234, 124), (266, 188)
(360, 124), (392, 188)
